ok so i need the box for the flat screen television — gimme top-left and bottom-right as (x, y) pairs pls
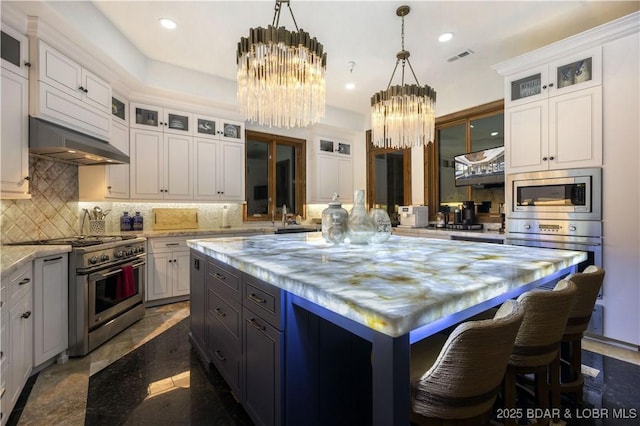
(454, 146), (505, 187)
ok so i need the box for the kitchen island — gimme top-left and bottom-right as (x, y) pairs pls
(188, 232), (586, 426)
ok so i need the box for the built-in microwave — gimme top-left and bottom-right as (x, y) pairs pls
(506, 167), (602, 220)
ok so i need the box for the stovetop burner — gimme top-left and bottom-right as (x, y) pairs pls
(6, 235), (138, 247)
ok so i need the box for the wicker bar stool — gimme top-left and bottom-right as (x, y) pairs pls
(502, 280), (577, 426)
(410, 300), (525, 426)
(560, 265), (605, 404)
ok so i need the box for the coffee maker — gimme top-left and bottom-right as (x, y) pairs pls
(461, 201), (476, 225)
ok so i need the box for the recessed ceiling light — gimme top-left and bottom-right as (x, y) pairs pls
(345, 82), (356, 90)
(438, 32), (454, 42)
(159, 18), (177, 30)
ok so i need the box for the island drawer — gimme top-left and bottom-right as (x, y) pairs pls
(207, 286), (242, 341)
(206, 311), (241, 396)
(207, 259), (241, 303)
(243, 274), (284, 330)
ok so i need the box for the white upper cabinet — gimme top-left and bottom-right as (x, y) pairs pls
(1, 23), (30, 199)
(130, 129), (193, 200)
(31, 40), (111, 140)
(1, 24), (30, 78)
(505, 46), (602, 108)
(193, 114), (245, 201)
(499, 46), (603, 173)
(130, 102), (194, 135)
(308, 136), (353, 204)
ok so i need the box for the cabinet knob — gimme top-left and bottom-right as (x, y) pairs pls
(24, 61), (31, 67)
(23, 176), (30, 181)
(542, 85), (547, 89)
(549, 156), (555, 160)
(21, 311), (32, 319)
(542, 157), (548, 161)
(548, 83), (554, 88)
(19, 277), (30, 285)
(79, 86), (85, 91)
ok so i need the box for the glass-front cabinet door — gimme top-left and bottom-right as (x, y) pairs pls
(111, 93), (127, 125)
(220, 120), (243, 143)
(1, 25), (29, 78)
(131, 102), (163, 131)
(163, 108), (193, 135)
(549, 46), (601, 95)
(506, 66), (549, 107)
(505, 46), (601, 107)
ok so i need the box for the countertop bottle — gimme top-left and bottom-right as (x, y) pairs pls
(322, 193), (348, 244)
(368, 208), (392, 243)
(120, 212), (131, 232)
(347, 189), (375, 244)
(132, 211), (143, 231)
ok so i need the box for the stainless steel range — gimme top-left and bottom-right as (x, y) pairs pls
(10, 235), (146, 356)
(69, 236), (146, 356)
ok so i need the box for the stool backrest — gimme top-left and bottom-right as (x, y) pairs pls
(565, 266), (605, 335)
(510, 280), (577, 367)
(412, 299), (524, 419)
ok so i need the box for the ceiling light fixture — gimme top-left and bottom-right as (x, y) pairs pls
(345, 61), (356, 90)
(159, 18), (177, 30)
(371, 5), (436, 149)
(236, 0), (327, 128)
(438, 32), (454, 42)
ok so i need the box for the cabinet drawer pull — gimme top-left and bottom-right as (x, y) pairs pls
(19, 278), (31, 285)
(215, 308), (226, 318)
(1, 386), (5, 398)
(165, 243), (180, 246)
(248, 293), (266, 304)
(44, 256), (63, 262)
(21, 311), (32, 319)
(214, 350), (226, 361)
(215, 273), (226, 280)
(248, 318), (265, 331)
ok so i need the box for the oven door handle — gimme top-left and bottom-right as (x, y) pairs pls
(93, 260), (146, 279)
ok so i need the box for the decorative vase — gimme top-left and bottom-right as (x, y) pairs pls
(368, 208), (392, 243)
(347, 190), (375, 244)
(321, 193), (349, 244)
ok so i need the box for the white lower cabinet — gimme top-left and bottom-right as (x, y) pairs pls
(2, 263), (33, 424)
(146, 237), (191, 304)
(33, 254), (68, 367)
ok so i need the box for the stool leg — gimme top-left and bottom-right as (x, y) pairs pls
(503, 366), (517, 426)
(550, 352), (561, 422)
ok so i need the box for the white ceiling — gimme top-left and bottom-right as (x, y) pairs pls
(7, 1), (639, 119)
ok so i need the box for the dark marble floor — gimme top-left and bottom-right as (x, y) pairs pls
(8, 310), (640, 426)
(83, 318), (253, 426)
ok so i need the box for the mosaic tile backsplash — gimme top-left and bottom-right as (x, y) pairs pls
(0, 157), (247, 243)
(1, 157), (79, 243)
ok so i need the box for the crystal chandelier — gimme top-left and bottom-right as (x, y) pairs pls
(236, 0), (327, 128)
(371, 5), (437, 149)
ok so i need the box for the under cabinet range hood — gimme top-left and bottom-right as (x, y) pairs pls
(29, 117), (129, 165)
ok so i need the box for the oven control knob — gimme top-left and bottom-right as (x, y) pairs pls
(569, 225), (577, 232)
(100, 254), (110, 262)
(115, 251), (125, 258)
(524, 224), (531, 229)
(126, 249), (133, 256)
(89, 256), (99, 264)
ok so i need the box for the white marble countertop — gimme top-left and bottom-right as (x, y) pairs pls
(188, 232), (586, 337)
(1, 245), (72, 280)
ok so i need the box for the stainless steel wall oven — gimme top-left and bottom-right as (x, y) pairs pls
(506, 167), (603, 334)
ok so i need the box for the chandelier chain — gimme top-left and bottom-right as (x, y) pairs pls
(273, 0), (300, 31)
